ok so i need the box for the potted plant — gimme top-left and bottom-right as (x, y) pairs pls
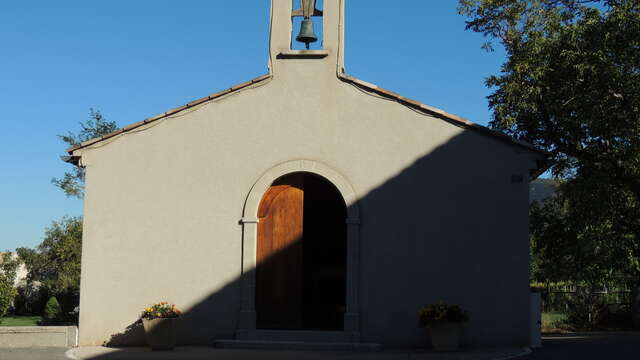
(140, 301), (182, 350)
(419, 302), (469, 351)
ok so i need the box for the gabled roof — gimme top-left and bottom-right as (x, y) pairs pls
(65, 73), (550, 177)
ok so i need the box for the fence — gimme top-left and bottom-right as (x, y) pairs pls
(541, 288), (633, 313)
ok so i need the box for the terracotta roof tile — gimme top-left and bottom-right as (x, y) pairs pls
(398, 96), (422, 108)
(374, 87), (401, 99)
(165, 105), (189, 117)
(208, 88), (232, 99)
(123, 120), (146, 131)
(187, 96), (210, 108)
(230, 80), (254, 91)
(350, 77), (378, 90)
(101, 129), (124, 141)
(145, 113), (165, 123)
(253, 74), (271, 82)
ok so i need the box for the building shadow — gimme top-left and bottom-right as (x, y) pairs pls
(79, 128), (540, 358)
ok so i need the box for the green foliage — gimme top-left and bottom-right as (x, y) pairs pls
(1, 253), (20, 284)
(11, 249), (48, 315)
(52, 109), (117, 198)
(42, 296), (62, 325)
(23, 216), (82, 295)
(534, 282), (633, 330)
(0, 315), (42, 327)
(460, 0), (640, 184)
(12, 284), (47, 316)
(418, 302), (469, 327)
(460, 0), (640, 327)
(542, 287), (631, 330)
(541, 312), (568, 331)
(18, 217), (82, 321)
(564, 288), (608, 329)
(0, 253), (19, 323)
(531, 194), (637, 287)
(0, 276), (17, 323)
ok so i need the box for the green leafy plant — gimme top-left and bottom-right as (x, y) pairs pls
(17, 217), (82, 323)
(13, 283), (47, 316)
(0, 253), (19, 324)
(42, 296), (62, 325)
(458, 0), (640, 327)
(141, 302), (182, 320)
(419, 302), (469, 327)
(53, 109), (118, 198)
(0, 275), (17, 324)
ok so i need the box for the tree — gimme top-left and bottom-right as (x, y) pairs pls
(1, 253), (20, 285)
(42, 296), (62, 325)
(36, 109), (116, 320)
(17, 217), (83, 317)
(0, 254), (19, 321)
(52, 109), (117, 198)
(459, 0), (640, 327)
(0, 276), (16, 322)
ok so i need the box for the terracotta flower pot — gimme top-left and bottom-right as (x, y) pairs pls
(428, 322), (463, 352)
(142, 317), (177, 350)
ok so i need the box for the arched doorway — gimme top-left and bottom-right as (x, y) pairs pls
(255, 172), (347, 331)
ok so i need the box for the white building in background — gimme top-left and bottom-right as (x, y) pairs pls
(0, 252), (28, 287)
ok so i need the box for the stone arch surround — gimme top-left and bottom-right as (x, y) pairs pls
(237, 160), (361, 341)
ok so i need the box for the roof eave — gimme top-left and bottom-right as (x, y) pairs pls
(530, 158), (555, 181)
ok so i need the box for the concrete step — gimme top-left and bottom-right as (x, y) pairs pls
(239, 329), (357, 342)
(214, 339), (382, 352)
(0, 326), (78, 348)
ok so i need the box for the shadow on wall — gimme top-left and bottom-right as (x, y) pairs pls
(86, 129), (535, 358)
(105, 320), (144, 347)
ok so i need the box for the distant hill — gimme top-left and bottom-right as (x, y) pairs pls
(530, 178), (559, 204)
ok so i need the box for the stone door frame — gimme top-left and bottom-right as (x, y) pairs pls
(237, 159), (361, 340)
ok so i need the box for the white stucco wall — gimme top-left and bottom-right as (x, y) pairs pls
(74, 0), (543, 347)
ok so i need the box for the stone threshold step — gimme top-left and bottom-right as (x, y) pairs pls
(238, 329), (359, 342)
(214, 339), (382, 352)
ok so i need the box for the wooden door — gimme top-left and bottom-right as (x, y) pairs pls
(256, 175), (304, 329)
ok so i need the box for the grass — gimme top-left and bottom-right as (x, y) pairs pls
(542, 312), (568, 332)
(0, 315), (42, 326)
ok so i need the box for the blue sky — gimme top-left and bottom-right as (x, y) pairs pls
(0, 1), (507, 252)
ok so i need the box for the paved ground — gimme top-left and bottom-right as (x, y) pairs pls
(1, 332), (638, 360)
(0, 347), (70, 360)
(66, 346), (529, 360)
(523, 332), (640, 360)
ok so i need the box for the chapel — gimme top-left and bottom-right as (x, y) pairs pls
(67, 0), (548, 348)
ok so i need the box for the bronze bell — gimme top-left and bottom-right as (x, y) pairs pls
(296, 17), (318, 49)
